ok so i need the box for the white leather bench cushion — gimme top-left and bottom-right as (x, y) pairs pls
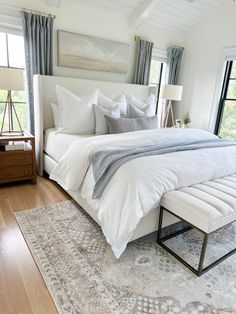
(161, 175), (236, 233)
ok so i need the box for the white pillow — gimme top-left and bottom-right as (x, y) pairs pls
(50, 103), (60, 128)
(116, 94), (128, 116)
(128, 103), (155, 118)
(93, 104), (120, 135)
(127, 94), (156, 116)
(56, 85), (98, 134)
(98, 91), (127, 116)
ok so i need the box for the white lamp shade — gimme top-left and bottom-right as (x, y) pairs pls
(162, 84), (183, 101)
(0, 67), (25, 91)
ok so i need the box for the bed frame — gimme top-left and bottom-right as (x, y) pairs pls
(34, 74), (176, 242)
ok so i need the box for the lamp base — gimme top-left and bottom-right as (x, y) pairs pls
(162, 100), (175, 128)
(0, 90), (24, 136)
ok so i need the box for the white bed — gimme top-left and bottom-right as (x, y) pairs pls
(34, 74), (173, 249)
(44, 128), (94, 162)
(35, 74), (236, 258)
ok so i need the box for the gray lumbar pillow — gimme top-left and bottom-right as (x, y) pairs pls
(105, 115), (158, 134)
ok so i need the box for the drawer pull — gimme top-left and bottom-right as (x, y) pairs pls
(24, 170), (28, 174)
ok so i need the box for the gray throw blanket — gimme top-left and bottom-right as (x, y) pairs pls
(90, 139), (236, 199)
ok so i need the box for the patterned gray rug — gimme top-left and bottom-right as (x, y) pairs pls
(15, 200), (236, 314)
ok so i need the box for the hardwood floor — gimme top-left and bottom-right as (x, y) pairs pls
(0, 176), (71, 314)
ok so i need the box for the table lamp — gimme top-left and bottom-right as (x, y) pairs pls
(162, 84), (183, 128)
(0, 67), (25, 136)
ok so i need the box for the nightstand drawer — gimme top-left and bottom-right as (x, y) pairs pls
(0, 165), (33, 181)
(0, 152), (32, 166)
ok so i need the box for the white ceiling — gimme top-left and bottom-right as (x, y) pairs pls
(77, 0), (225, 33)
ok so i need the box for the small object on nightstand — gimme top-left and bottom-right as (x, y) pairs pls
(175, 119), (182, 128)
(183, 112), (191, 128)
(0, 131), (37, 184)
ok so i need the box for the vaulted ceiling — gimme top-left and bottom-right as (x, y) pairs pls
(76, 0), (225, 33)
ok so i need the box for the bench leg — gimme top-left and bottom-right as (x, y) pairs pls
(157, 206), (204, 276)
(157, 206), (164, 242)
(157, 206), (192, 242)
(157, 206), (236, 276)
(198, 233), (208, 276)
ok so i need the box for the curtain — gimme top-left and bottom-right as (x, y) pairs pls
(133, 39), (153, 85)
(167, 47), (184, 85)
(165, 46), (184, 126)
(23, 12), (54, 134)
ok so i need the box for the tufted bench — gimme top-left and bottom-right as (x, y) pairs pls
(157, 174), (236, 276)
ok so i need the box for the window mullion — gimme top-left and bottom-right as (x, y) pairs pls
(155, 62), (163, 115)
(6, 34), (9, 68)
(222, 61), (232, 99)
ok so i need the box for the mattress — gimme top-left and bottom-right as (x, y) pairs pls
(44, 128), (94, 162)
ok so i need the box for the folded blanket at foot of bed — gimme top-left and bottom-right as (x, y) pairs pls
(90, 138), (236, 199)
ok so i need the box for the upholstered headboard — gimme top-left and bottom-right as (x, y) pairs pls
(34, 74), (154, 175)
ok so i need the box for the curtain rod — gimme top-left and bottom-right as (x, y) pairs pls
(0, 4), (56, 19)
(170, 44), (184, 50)
(23, 8), (56, 19)
(134, 35), (153, 43)
(134, 36), (184, 50)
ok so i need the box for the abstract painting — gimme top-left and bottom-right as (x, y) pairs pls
(57, 30), (129, 73)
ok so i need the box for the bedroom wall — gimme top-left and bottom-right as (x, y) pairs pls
(0, 0), (186, 84)
(178, 1), (236, 131)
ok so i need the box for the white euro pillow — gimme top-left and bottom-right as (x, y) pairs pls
(93, 104), (120, 135)
(128, 103), (155, 118)
(56, 85), (98, 134)
(98, 91), (127, 116)
(127, 94), (156, 116)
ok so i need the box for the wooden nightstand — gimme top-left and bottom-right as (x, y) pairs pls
(0, 131), (37, 184)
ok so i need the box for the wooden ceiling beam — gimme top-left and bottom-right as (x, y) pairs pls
(130, 0), (163, 28)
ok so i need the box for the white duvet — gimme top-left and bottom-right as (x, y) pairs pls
(50, 128), (236, 257)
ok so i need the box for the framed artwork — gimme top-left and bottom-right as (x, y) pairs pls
(57, 30), (129, 73)
(175, 119), (182, 128)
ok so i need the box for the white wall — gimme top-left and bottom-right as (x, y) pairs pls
(0, 0), (186, 84)
(179, 1), (236, 131)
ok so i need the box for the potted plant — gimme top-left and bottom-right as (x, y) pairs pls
(183, 112), (191, 128)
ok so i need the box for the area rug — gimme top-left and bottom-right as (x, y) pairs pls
(15, 200), (236, 314)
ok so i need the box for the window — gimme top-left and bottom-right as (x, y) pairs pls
(0, 32), (25, 68)
(149, 59), (165, 125)
(215, 60), (236, 139)
(149, 59), (163, 87)
(0, 32), (28, 130)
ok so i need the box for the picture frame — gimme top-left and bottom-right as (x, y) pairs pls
(175, 119), (182, 128)
(57, 30), (129, 73)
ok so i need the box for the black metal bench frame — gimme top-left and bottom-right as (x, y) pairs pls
(157, 206), (236, 276)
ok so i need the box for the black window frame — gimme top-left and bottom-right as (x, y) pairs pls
(0, 32), (25, 70)
(214, 60), (236, 135)
(0, 32), (28, 129)
(155, 62), (163, 115)
(149, 60), (164, 115)
(0, 32), (26, 106)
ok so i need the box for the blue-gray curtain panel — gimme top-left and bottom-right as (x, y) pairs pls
(166, 46), (184, 126)
(167, 47), (184, 85)
(23, 12), (54, 134)
(134, 39), (153, 85)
